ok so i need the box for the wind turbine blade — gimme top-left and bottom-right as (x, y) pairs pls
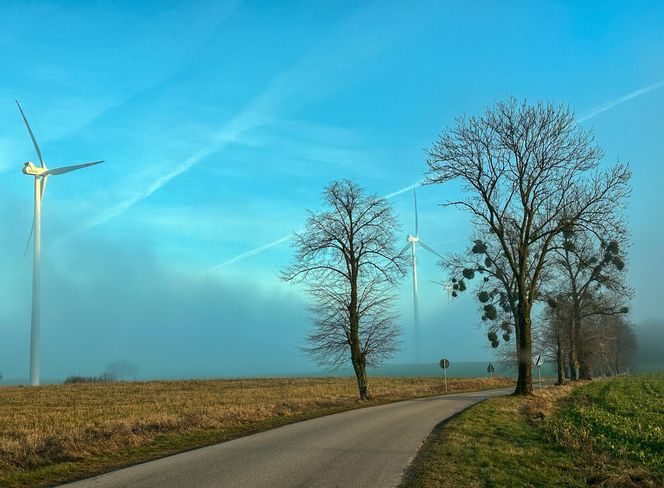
(401, 243), (410, 255)
(418, 240), (445, 260)
(413, 189), (419, 236)
(44, 160), (103, 176)
(23, 219), (34, 256)
(15, 100), (46, 168)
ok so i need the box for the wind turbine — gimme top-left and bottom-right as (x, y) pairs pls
(16, 100), (103, 386)
(402, 189), (444, 363)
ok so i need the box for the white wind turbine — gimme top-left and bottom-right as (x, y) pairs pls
(16, 100), (103, 386)
(402, 189), (444, 363)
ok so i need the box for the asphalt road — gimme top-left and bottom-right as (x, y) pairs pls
(63, 386), (513, 488)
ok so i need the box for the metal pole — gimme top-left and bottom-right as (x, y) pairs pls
(444, 367), (447, 393)
(538, 365), (542, 390)
(412, 241), (419, 364)
(30, 177), (41, 386)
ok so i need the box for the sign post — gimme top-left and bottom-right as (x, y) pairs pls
(534, 355), (544, 390)
(487, 363), (495, 378)
(439, 358), (450, 392)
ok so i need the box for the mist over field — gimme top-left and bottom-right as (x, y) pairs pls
(0, 185), (663, 382)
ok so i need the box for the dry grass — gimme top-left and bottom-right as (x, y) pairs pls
(522, 381), (583, 421)
(0, 376), (512, 487)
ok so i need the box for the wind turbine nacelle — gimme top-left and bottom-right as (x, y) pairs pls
(22, 162), (46, 176)
(407, 235), (419, 243)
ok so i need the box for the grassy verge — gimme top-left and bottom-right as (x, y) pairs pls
(545, 374), (663, 483)
(400, 375), (663, 487)
(0, 376), (512, 487)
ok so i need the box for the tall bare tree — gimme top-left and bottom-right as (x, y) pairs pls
(282, 180), (406, 399)
(426, 98), (631, 394)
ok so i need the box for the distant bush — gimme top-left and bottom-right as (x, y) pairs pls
(63, 372), (117, 384)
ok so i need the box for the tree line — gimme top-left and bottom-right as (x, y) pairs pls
(283, 98), (632, 398)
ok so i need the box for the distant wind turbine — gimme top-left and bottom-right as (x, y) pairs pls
(16, 100), (103, 386)
(402, 189), (444, 363)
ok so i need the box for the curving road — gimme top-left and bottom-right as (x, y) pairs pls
(63, 387), (512, 488)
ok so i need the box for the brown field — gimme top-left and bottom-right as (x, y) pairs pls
(0, 376), (513, 487)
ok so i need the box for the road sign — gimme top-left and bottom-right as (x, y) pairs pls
(534, 355), (543, 389)
(439, 358), (449, 392)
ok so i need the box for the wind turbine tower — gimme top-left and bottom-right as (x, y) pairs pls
(403, 189), (444, 363)
(16, 100), (103, 386)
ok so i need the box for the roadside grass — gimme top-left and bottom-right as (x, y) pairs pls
(545, 374), (664, 482)
(400, 375), (663, 488)
(0, 376), (512, 488)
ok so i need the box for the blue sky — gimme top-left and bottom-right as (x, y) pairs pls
(0, 1), (663, 380)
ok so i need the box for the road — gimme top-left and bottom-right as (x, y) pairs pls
(63, 387), (512, 488)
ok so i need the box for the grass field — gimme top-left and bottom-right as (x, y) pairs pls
(0, 376), (512, 488)
(400, 375), (663, 487)
(545, 374), (664, 480)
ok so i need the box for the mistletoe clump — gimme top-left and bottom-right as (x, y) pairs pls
(606, 240), (620, 254)
(472, 240), (487, 254)
(483, 304), (498, 320)
(612, 256), (625, 271)
(462, 268), (475, 280)
(562, 223), (574, 239)
(450, 278), (466, 298)
(487, 330), (499, 348)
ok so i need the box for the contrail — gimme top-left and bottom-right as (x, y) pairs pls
(72, 1), (435, 241)
(73, 145), (234, 238)
(206, 79), (664, 273)
(206, 235), (291, 274)
(204, 179), (424, 273)
(383, 179), (424, 199)
(578, 79), (664, 122)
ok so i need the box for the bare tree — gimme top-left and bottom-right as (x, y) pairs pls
(426, 98), (631, 394)
(547, 231), (632, 380)
(612, 318), (637, 374)
(540, 294), (573, 385)
(104, 361), (139, 381)
(580, 314), (636, 377)
(282, 180), (406, 400)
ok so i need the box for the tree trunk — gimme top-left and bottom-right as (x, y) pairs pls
(556, 344), (564, 386)
(569, 315), (581, 380)
(351, 356), (369, 400)
(348, 263), (369, 400)
(564, 353), (570, 379)
(556, 321), (564, 385)
(514, 299), (533, 395)
(578, 354), (592, 380)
